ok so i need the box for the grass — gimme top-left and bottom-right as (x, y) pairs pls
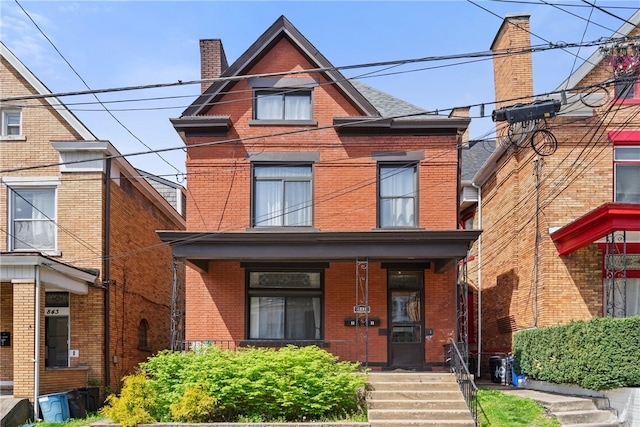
(477, 389), (561, 427)
(21, 413), (104, 427)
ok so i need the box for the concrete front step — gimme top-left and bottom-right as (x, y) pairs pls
(367, 390), (463, 400)
(368, 408), (474, 421)
(369, 420), (476, 427)
(368, 399), (469, 410)
(365, 372), (475, 427)
(368, 381), (462, 391)
(555, 409), (621, 425)
(367, 373), (457, 383)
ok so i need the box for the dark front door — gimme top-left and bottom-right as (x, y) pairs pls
(388, 271), (424, 368)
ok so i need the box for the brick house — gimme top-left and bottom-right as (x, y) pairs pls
(0, 41), (185, 416)
(464, 12), (640, 370)
(158, 16), (479, 371)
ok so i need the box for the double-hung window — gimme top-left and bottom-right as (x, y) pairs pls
(378, 163), (418, 227)
(248, 271), (322, 341)
(1, 110), (22, 137)
(249, 77), (318, 125)
(614, 146), (640, 203)
(253, 164), (313, 227)
(10, 186), (57, 251)
(255, 90), (312, 120)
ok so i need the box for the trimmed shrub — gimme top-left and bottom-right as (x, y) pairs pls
(100, 345), (367, 423)
(513, 316), (640, 390)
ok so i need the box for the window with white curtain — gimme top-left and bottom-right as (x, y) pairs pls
(614, 146), (640, 203)
(10, 187), (56, 250)
(255, 90), (312, 120)
(253, 164), (312, 227)
(378, 163), (417, 227)
(248, 271), (322, 340)
(627, 278), (640, 317)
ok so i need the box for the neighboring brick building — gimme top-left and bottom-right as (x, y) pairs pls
(464, 12), (640, 372)
(0, 41), (185, 417)
(158, 16), (479, 370)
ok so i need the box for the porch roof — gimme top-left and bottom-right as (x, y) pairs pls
(157, 229), (481, 273)
(0, 252), (100, 294)
(550, 203), (640, 256)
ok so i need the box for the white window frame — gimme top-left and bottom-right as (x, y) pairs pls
(613, 146), (640, 203)
(1, 109), (23, 139)
(4, 177), (60, 254)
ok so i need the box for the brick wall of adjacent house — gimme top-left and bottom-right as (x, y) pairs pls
(2, 50), (184, 399)
(106, 174), (182, 389)
(182, 37), (462, 367)
(476, 16), (640, 356)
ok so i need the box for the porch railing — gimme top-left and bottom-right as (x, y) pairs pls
(179, 339), (358, 363)
(448, 339), (478, 426)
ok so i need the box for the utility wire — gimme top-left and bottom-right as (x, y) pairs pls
(14, 0), (182, 175)
(3, 36), (633, 103)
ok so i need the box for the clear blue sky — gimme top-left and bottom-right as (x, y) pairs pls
(1, 1), (638, 182)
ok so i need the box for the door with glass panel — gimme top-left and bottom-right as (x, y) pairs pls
(388, 271), (424, 368)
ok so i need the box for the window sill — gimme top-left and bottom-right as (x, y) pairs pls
(0, 135), (26, 142)
(247, 226), (319, 231)
(10, 249), (61, 257)
(137, 345), (152, 352)
(249, 119), (318, 126)
(45, 366), (90, 371)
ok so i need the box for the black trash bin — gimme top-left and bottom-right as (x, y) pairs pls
(489, 355), (507, 384)
(67, 389), (87, 419)
(77, 387), (100, 413)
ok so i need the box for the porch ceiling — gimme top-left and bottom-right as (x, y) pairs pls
(550, 203), (640, 256)
(157, 229), (481, 273)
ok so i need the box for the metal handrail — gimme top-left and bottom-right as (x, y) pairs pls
(448, 339), (478, 426)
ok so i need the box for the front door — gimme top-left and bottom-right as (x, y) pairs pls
(388, 271), (424, 368)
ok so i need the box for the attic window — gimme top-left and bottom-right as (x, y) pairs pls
(249, 77), (318, 126)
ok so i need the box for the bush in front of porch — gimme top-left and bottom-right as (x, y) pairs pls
(513, 316), (640, 390)
(100, 345), (367, 426)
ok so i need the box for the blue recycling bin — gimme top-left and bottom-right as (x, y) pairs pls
(510, 357), (526, 386)
(38, 392), (70, 422)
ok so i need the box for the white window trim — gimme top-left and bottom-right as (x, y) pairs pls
(1, 109), (25, 141)
(4, 176), (61, 255)
(613, 146), (640, 203)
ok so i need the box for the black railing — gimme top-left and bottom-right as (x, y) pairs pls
(180, 339), (357, 362)
(448, 339), (478, 426)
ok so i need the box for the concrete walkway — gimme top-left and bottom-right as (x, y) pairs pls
(477, 379), (625, 426)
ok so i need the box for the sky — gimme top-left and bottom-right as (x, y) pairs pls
(1, 0), (639, 184)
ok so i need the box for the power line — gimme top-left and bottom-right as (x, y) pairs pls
(2, 36), (631, 103)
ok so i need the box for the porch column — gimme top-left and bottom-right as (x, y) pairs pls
(12, 279), (40, 400)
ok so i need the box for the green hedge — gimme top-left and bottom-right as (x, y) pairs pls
(100, 345), (367, 426)
(513, 316), (640, 390)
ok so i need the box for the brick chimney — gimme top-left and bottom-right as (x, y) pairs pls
(200, 39), (229, 94)
(491, 14), (533, 142)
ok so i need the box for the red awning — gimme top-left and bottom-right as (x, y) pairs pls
(550, 203), (640, 256)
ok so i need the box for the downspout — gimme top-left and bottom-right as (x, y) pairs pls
(103, 158), (111, 388)
(33, 265), (41, 420)
(471, 182), (482, 379)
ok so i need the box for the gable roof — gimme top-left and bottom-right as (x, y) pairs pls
(0, 41), (97, 141)
(554, 8), (640, 92)
(461, 139), (496, 182)
(183, 15), (379, 118)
